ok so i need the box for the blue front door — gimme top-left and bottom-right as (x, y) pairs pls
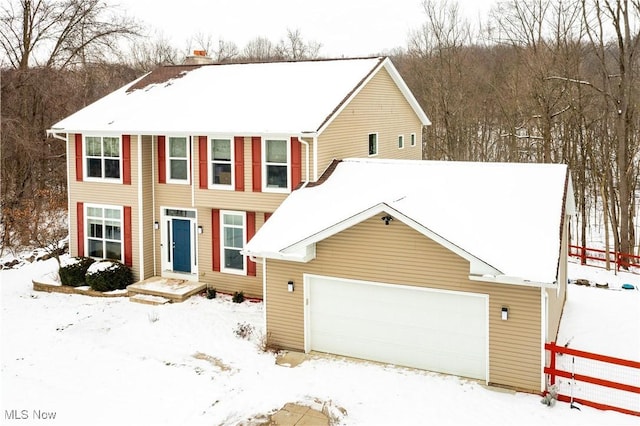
(172, 219), (191, 273)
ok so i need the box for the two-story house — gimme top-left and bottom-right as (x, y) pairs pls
(48, 56), (430, 298)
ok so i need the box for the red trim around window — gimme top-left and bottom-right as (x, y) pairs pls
(212, 209), (220, 272)
(234, 136), (245, 191)
(122, 135), (131, 185)
(77, 202), (84, 257)
(199, 136), (207, 189)
(75, 134), (83, 182)
(124, 206), (132, 267)
(251, 137), (262, 192)
(291, 137), (302, 189)
(246, 212), (256, 276)
(157, 136), (166, 183)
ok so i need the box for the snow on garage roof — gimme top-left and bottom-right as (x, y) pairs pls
(50, 57), (429, 136)
(244, 158), (574, 285)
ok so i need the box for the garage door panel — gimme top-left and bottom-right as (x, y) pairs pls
(307, 276), (487, 380)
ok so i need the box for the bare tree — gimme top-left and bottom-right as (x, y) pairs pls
(275, 28), (322, 60)
(129, 32), (180, 71)
(242, 36), (279, 61)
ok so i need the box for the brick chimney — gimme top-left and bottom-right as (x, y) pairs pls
(183, 50), (214, 65)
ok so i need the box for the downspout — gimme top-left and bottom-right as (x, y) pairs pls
(152, 135), (157, 276)
(47, 130), (67, 142)
(46, 130), (71, 253)
(297, 134), (312, 188)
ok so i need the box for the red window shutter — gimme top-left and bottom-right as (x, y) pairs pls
(291, 137), (302, 189)
(75, 134), (83, 182)
(199, 136), (208, 189)
(251, 136), (262, 192)
(246, 212), (256, 276)
(234, 136), (245, 191)
(212, 209), (220, 272)
(122, 135), (131, 185)
(124, 206), (133, 267)
(77, 202), (84, 257)
(157, 136), (166, 183)
(264, 212), (272, 222)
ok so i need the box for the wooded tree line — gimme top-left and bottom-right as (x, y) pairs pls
(1, 0), (638, 262)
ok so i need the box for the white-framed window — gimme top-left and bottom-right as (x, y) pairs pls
(167, 136), (190, 184)
(85, 204), (123, 261)
(221, 210), (246, 274)
(368, 133), (378, 156)
(84, 136), (121, 181)
(398, 135), (404, 149)
(210, 138), (233, 189)
(263, 138), (290, 192)
(410, 133), (417, 147)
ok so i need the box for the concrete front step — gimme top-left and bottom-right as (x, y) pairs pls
(127, 277), (206, 303)
(130, 293), (171, 305)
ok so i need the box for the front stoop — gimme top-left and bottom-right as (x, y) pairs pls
(127, 277), (206, 303)
(129, 294), (170, 305)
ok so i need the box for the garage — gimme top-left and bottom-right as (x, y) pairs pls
(305, 275), (488, 381)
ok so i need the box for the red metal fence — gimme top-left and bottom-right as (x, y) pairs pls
(544, 342), (640, 416)
(569, 245), (640, 271)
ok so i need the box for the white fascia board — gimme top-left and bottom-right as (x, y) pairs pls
(243, 244), (315, 263)
(469, 274), (558, 289)
(283, 202), (501, 277)
(381, 59), (431, 126)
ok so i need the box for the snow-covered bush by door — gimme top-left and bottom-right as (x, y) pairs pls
(85, 260), (133, 292)
(59, 257), (96, 287)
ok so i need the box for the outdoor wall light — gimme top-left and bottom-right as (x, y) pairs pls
(501, 306), (509, 321)
(154, 221), (159, 230)
(381, 215), (393, 225)
(197, 225), (203, 234)
(287, 280), (294, 292)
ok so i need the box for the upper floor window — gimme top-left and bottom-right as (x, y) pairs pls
(221, 210), (246, 274)
(264, 139), (289, 192)
(85, 136), (121, 181)
(368, 133), (378, 156)
(86, 204), (123, 261)
(210, 138), (233, 188)
(398, 135), (404, 149)
(411, 133), (417, 147)
(168, 137), (190, 183)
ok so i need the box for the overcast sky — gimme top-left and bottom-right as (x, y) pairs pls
(117, 0), (496, 57)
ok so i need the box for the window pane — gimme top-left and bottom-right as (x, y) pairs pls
(105, 222), (121, 240)
(223, 214), (243, 226)
(88, 239), (103, 258)
(398, 136), (404, 148)
(87, 158), (102, 178)
(105, 241), (121, 260)
(266, 140), (287, 163)
(213, 163), (232, 185)
(224, 248), (243, 270)
(369, 134), (377, 155)
(266, 165), (287, 188)
(104, 159), (120, 178)
(169, 137), (187, 157)
(87, 207), (102, 218)
(104, 209), (120, 220)
(224, 227), (243, 248)
(89, 220), (103, 238)
(170, 159), (188, 180)
(86, 137), (102, 156)
(103, 138), (119, 157)
(212, 139), (231, 161)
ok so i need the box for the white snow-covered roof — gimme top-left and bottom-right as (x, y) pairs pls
(244, 158), (574, 285)
(49, 57), (429, 136)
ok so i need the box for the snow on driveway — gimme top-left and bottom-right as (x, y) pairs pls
(1, 257), (638, 425)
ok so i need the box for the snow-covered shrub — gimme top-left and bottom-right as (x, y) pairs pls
(85, 260), (133, 292)
(234, 322), (254, 339)
(59, 256), (95, 287)
(206, 287), (217, 299)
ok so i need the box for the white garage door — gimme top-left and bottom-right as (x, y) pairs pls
(305, 275), (488, 381)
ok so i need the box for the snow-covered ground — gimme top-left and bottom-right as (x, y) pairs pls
(1, 256), (638, 425)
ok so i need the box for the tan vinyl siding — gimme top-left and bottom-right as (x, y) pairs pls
(196, 207), (264, 299)
(265, 216), (543, 391)
(317, 67), (423, 173)
(140, 135), (155, 279)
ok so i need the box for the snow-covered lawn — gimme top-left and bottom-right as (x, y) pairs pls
(1, 256), (638, 425)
